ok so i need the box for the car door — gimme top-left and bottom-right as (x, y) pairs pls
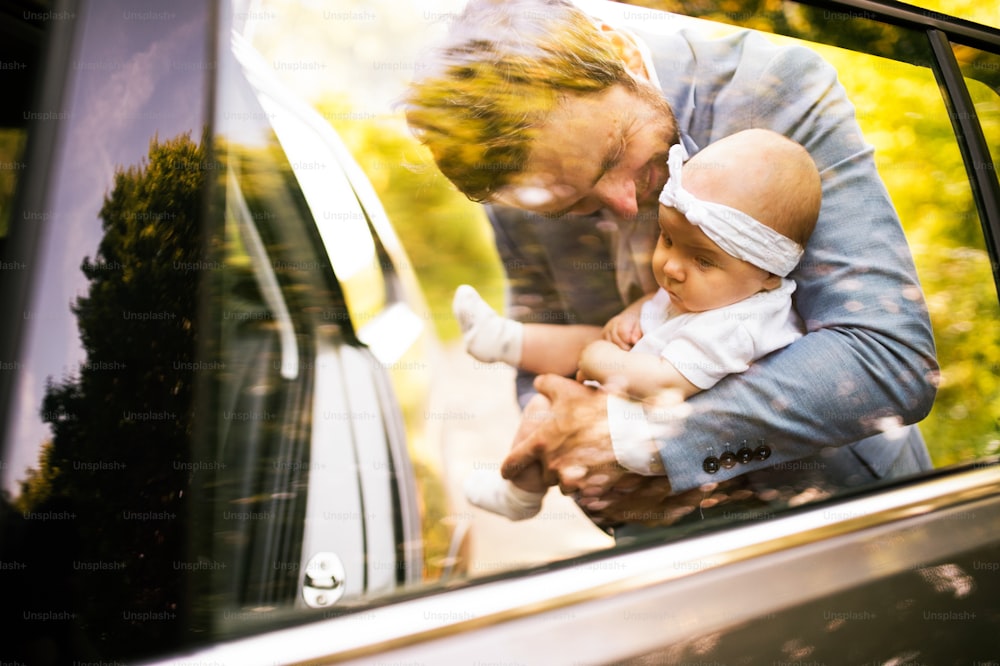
(4, 0), (999, 664)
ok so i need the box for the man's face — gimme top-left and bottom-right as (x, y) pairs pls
(494, 84), (677, 220)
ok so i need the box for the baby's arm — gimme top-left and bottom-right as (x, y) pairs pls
(602, 293), (655, 350)
(520, 292), (659, 374)
(577, 339), (700, 401)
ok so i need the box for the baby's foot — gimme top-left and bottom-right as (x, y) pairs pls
(452, 285), (523, 366)
(464, 470), (544, 521)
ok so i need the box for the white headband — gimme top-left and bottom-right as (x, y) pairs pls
(658, 144), (803, 277)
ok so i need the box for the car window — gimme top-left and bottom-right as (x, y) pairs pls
(198, 25), (443, 637)
(1, 2), (216, 661)
(241, 0), (1000, 577)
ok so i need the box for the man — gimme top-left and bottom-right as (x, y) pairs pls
(404, 0), (937, 530)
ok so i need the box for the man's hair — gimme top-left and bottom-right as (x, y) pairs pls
(402, 0), (636, 202)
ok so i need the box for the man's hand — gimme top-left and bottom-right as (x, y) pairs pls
(578, 475), (687, 527)
(499, 373), (753, 529)
(502, 393), (555, 493)
(500, 374), (676, 526)
(501, 374), (624, 495)
(579, 478), (745, 528)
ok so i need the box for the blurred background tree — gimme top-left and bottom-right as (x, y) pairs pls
(318, 99), (503, 341)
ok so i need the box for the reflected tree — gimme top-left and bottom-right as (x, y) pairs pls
(17, 132), (207, 661)
(626, 0), (1000, 90)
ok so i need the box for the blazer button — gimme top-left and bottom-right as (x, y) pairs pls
(720, 451), (737, 469)
(703, 456), (720, 474)
(737, 446), (754, 464)
(754, 444), (772, 461)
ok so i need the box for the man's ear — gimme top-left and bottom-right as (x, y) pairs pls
(598, 23), (649, 81)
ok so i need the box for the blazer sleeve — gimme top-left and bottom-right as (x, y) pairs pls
(645, 36), (939, 492)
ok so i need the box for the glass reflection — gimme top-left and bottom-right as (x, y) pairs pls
(14, 132), (206, 660)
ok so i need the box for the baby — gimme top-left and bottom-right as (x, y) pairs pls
(454, 128), (822, 520)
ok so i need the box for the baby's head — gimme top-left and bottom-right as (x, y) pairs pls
(653, 129), (821, 313)
(677, 129), (821, 250)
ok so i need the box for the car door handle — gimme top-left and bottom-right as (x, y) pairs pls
(302, 552), (346, 607)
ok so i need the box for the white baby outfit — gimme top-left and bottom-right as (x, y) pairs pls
(633, 281), (803, 389)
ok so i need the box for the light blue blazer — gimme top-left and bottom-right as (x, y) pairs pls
(486, 27), (937, 503)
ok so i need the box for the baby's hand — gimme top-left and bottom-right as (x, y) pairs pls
(602, 310), (643, 350)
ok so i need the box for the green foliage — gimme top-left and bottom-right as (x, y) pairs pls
(14, 440), (57, 513)
(916, 244), (1000, 464)
(814, 45), (1000, 465)
(317, 97), (505, 340)
(0, 128), (25, 238)
(904, 0), (1000, 29)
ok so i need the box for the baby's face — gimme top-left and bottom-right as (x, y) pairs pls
(652, 204), (781, 313)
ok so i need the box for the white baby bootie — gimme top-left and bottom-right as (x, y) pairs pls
(452, 284), (524, 366)
(464, 470), (545, 521)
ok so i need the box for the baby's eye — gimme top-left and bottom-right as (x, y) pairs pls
(696, 257), (715, 269)
(660, 232), (672, 247)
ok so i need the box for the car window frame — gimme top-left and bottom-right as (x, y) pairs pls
(143, 463), (1000, 665)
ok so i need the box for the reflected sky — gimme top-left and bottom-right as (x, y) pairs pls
(3, 0), (209, 491)
(246, 0), (468, 116)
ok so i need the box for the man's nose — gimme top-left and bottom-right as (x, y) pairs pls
(595, 176), (638, 219)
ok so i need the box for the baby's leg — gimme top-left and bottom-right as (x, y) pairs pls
(452, 285), (600, 375)
(452, 284), (524, 366)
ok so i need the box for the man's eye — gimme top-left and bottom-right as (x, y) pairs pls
(601, 136), (628, 170)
